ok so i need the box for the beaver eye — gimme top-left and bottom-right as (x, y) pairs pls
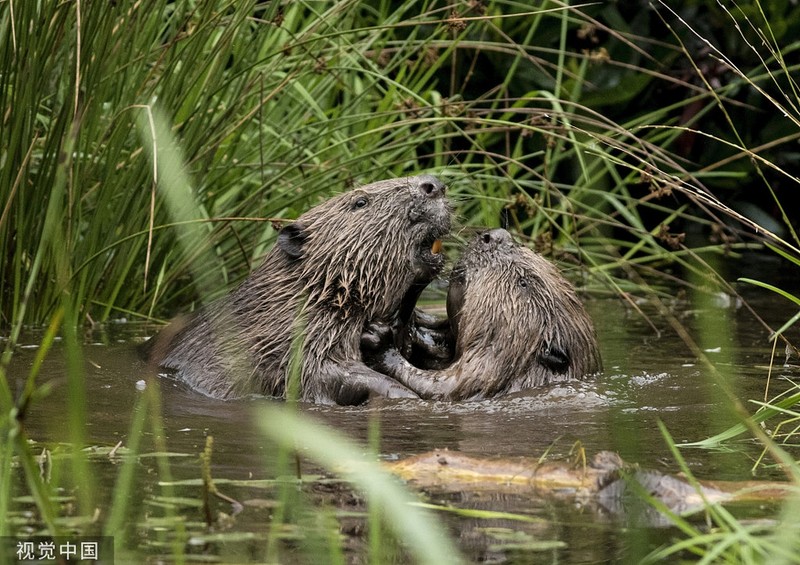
(518, 277), (528, 289)
(352, 196), (368, 210)
(482, 232), (491, 244)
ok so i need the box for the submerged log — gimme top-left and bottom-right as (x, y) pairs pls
(386, 449), (796, 517)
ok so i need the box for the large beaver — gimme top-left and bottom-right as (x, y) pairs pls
(364, 228), (601, 400)
(146, 175), (451, 404)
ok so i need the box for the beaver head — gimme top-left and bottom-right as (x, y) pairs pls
(446, 228), (601, 394)
(275, 175), (452, 320)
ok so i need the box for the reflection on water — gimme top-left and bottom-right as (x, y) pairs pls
(5, 290), (800, 563)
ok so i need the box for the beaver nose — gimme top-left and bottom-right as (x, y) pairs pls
(480, 228), (513, 245)
(415, 175), (446, 198)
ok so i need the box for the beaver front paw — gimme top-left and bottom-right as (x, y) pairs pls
(404, 316), (454, 369)
(361, 320), (396, 352)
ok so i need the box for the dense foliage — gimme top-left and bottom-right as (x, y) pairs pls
(2, 0), (798, 332)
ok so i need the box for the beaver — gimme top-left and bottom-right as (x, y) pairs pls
(146, 175), (452, 405)
(363, 228), (601, 400)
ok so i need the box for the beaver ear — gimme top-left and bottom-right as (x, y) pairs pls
(538, 344), (570, 374)
(277, 222), (307, 260)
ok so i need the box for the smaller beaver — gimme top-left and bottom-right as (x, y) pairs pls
(363, 228), (601, 400)
(145, 175), (452, 405)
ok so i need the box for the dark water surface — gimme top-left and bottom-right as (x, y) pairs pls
(5, 287), (800, 563)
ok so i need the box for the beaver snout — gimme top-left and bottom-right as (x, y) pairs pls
(414, 175), (446, 199)
(479, 228), (513, 246)
(407, 175), (451, 228)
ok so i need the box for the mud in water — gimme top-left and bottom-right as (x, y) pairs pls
(5, 284), (800, 563)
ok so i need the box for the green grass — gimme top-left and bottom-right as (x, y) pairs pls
(6, 0), (796, 332)
(2, 0), (800, 562)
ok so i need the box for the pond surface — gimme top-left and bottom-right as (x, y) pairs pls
(5, 280), (800, 563)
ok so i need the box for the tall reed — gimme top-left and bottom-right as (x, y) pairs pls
(3, 0), (786, 333)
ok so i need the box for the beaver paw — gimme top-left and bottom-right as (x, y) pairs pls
(361, 320), (395, 352)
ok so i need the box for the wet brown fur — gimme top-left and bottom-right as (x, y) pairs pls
(365, 228), (601, 400)
(147, 175), (451, 404)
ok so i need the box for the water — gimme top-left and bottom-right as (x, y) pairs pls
(4, 287), (800, 563)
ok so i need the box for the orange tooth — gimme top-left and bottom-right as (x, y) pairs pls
(431, 240), (442, 254)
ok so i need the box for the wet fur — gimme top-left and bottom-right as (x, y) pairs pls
(365, 229), (601, 400)
(147, 175), (451, 404)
